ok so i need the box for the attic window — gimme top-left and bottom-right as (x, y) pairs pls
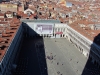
(26, 18), (29, 19)
(6, 31), (14, 34)
(39, 12), (42, 15)
(5, 41), (8, 43)
(7, 39), (9, 40)
(11, 28), (17, 30)
(0, 45), (6, 50)
(10, 32), (14, 33)
(61, 22), (63, 23)
(66, 15), (69, 18)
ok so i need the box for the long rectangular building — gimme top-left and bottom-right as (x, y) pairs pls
(0, 4), (17, 12)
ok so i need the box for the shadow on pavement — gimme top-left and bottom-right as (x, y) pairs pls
(82, 33), (100, 75)
(12, 22), (48, 75)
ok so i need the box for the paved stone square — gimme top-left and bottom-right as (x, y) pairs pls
(43, 38), (87, 75)
(13, 37), (89, 75)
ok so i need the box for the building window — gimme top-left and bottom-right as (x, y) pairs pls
(60, 28), (62, 32)
(58, 28), (60, 32)
(55, 28), (57, 32)
(63, 28), (65, 32)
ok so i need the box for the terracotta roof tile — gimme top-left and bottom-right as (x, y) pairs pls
(0, 17), (21, 62)
(0, 13), (4, 16)
(70, 21), (99, 41)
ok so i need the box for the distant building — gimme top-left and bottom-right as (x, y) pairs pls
(59, 0), (66, 4)
(5, 11), (13, 18)
(58, 0), (72, 7)
(0, 4), (17, 13)
(58, 0), (66, 6)
(66, 2), (72, 7)
(24, 8), (34, 15)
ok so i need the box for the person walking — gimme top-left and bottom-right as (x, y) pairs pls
(57, 62), (59, 65)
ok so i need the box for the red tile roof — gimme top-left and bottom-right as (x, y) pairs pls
(0, 17), (21, 62)
(0, 13), (4, 16)
(70, 20), (100, 41)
